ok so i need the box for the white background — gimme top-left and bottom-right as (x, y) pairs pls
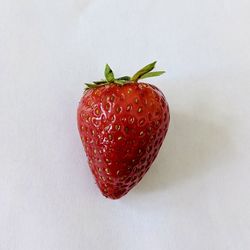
(1, 0), (250, 249)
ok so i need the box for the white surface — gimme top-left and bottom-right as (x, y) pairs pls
(0, 0), (250, 249)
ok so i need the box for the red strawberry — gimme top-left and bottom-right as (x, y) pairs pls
(77, 62), (170, 199)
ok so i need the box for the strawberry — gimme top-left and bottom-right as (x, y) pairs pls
(77, 62), (170, 199)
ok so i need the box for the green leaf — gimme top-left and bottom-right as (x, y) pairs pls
(140, 71), (165, 79)
(105, 64), (115, 82)
(85, 83), (97, 88)
(114, 80), (126, 85)
(131, 61), (157, 81)
(116, 76), (131, 81)
(93, 80), (107, 84)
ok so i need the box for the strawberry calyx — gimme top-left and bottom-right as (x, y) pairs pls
(85, 61), (165, 90)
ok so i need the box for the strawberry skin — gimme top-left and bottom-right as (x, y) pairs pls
(77, 82), (170, 199)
